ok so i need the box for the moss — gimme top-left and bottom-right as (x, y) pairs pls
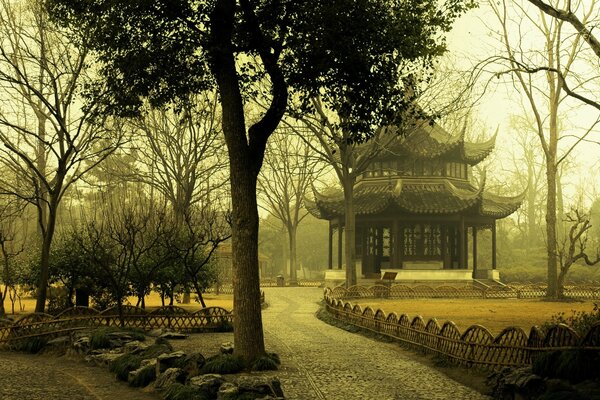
(162, 383), (210, 400)
(200, 354), (244, 374)
(129, 364), (156, 387)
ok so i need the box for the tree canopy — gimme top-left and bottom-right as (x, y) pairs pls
(46, 0), (475, 361)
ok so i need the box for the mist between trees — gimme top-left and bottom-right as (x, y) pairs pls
(0, 0), (599, 362)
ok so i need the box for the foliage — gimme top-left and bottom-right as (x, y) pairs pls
(110, 353), (143, 381)
(250, 352), (280, 371)
(128, 364), (156, 387)
(533, 349), (600, 383)
(109, 342), (171, 381)
(542, 303), (600, 336)
(200, 354), (244, 375)
(89, 327), (145, 350)
(10, 336), (48, 354)
(162, 383), (209, 400)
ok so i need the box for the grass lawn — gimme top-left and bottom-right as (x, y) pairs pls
(5, 291), (233, 317)
(353, 297), (597, 336)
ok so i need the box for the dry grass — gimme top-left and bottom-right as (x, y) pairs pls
(5, 292), (233, 317)
(353, 298), (597, 336)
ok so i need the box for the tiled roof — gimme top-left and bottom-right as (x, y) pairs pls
(306, 178), (523, 220)
(379, 122), (495, 165)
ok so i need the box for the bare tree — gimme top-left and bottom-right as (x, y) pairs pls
(0, 0), (125, 312)
(490, 0), (600, 297)
(258, 128), (323, 285)
(525, 0), (600, 110)
(132, 96), (228, 221)
(0, 197), (24, 316)
(557, 209), (600, 296)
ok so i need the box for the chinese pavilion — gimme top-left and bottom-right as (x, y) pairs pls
(305, 122), (524, 282)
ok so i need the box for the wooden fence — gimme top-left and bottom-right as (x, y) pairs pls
(330, 283), (600, 300)
(324, 286), (600, 369)
(0, 305), (233, 345)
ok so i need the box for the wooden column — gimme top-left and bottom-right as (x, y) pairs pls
(492, 222), (497, 270)
(338, 225), (343, 269)
(328, 221), (333, 270)
(459, 217), (465, 269)
(464, 226), (469, 269)
(472, 226), (478, 276)
(392, 219), (399, 268)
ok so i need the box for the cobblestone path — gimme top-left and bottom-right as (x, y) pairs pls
(0, 352), (158, 400)
(0, 287), (489, 400)
(261, 287), (490, 400)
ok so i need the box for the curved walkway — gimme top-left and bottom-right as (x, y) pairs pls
(0, 287), (489, 400)
(260, 287), (489, 400)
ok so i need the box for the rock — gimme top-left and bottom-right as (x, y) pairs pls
(147, 328), (165, 337)
(72, 336), (90, 353)
(128, 360), (157, 387)
(159, 331), (188, 340)
(178, 352), (206, 378)
(234, 376), (285, 398)
(85, 352), (122, 366)
(154, 368), (186, 390)
(124, 340), (148, 354)
(220, 342), (234, 354)
(190, 374), (225, 398)
(156, 350), (186, 373)
(217, 382), (239, 399)
(46, 336), (70, 347)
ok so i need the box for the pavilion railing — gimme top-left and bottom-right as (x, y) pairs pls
(0, 305), (233, 345)
(323, 286), (600, 370)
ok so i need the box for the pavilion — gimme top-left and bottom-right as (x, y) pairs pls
(305, 121), (524, 283)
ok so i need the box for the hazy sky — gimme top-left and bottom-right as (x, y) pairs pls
(445, 2), (600, 205)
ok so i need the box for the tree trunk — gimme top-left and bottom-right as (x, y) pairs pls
(546, 159), (559, 299)
(526, 160), (537, 250)
(35, 188), (63, 313)
(288, 225), (298, 286)
(343, 179), (357, 287)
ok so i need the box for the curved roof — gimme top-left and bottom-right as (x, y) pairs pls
(306, 177), (524, 220)
(380, 122), (496, 165)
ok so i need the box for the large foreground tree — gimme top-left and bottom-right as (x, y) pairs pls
(47, 0), (474, 361)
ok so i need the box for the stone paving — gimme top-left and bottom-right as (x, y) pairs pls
(259, 287), (490, 400)
(0, 287), (490, 400)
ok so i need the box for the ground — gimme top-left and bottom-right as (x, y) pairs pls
(2, 288), (596, 398)
(0, 287), (490, 400)
(352, 297), (597, 335)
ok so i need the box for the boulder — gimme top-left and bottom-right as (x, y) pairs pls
(216, 382), (239, 399)
(46, 336), (70, 347)
(159, 331), (188, 340)
(189, 374), (225, 398)
(147, 328), (165, 337)
(85, 352), (122, 366)
(124, 340), (148, 354)
(178, 352), (206, 378)
(156, 350), (186, 373)
(234, 376), (285, 398)
(72, 336), (90, 353)
(154, 368), (186, 390)
(128, 360), (157, 387)
(220, 342), (234, 354)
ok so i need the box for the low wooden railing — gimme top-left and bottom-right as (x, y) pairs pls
(0, 305), (233, 344)
(324, 286), (600, 369)
(330, 283), (600, 300)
